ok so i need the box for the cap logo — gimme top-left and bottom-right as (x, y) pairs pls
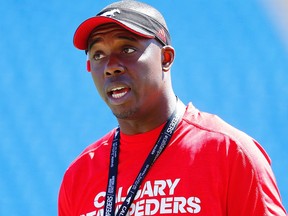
(101, 9), (121, 18)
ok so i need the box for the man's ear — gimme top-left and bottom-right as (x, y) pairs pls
(162, 45), (175, 72)
(86, 60), (91, 72)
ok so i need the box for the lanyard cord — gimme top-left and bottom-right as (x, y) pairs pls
(104, 99), (185, 216)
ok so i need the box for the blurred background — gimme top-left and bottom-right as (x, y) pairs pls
(0, 0), (287, 215)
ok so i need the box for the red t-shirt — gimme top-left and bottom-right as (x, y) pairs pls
(58, 103), (287, 216)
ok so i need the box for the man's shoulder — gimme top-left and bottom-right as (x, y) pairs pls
(82, 129), (116, 154)
(184, 102), (251, 141)
(67, 129), (116, 170)
(183, 102), (271, 164)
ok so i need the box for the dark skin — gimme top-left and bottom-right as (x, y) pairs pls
(87, 23), (176, 135)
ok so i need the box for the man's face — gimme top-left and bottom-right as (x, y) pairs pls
(87, 24), (165, 120)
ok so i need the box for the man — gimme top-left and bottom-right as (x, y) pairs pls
(58, 1), (287, 215)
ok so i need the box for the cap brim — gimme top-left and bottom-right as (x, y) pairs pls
(73, 16), (155, 50)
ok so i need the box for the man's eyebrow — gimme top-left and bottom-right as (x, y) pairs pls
(88, 37), (103, 51)
(88, 34), (139, 51)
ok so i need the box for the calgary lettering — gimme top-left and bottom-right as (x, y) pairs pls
(81, 178), (202, 216)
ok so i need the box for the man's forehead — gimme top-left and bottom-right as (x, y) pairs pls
(88, 23), (139, 41)
(87, 23), (147, 50)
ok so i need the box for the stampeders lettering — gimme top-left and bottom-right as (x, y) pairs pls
(81, 178), (201, 216)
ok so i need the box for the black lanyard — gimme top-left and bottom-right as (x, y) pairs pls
(104, 99), (185, 216)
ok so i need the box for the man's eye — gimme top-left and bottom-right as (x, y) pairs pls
(93, 52), (105, 60)
(123, 47), (136, 54)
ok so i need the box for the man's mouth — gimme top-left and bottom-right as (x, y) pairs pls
(109, 86), (131, 99)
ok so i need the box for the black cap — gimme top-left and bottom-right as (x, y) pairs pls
(73, 0), (171, 50)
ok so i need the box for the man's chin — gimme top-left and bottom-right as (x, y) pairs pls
(112, 108), (137, 120)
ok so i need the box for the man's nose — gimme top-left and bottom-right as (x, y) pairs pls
(105, 55), (125, 77)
